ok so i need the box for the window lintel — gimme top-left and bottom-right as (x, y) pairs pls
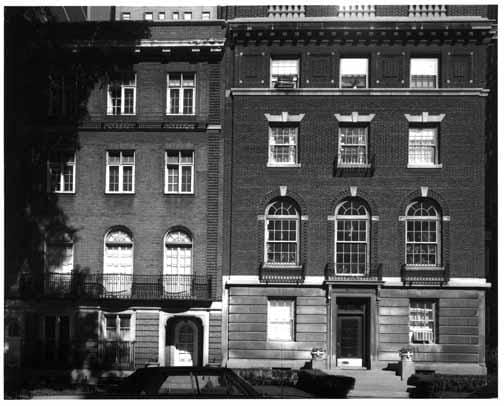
(265, 112), (305, 123)
(334, 112), (375, 123)
(404, 112), (445, 123)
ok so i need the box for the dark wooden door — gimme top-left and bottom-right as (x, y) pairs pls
(337, 314), (363, 359)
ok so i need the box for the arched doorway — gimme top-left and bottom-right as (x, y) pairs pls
(165, 317), (202, 366)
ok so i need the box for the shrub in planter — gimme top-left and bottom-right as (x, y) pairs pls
(232, 368), (299, 387)
(407, 374), (488, 398)
(297, 369), (355, 398)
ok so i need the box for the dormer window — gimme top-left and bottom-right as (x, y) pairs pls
(271, 59), (299, 88)
(340, 58), (368, 88)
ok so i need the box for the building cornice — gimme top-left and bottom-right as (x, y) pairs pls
(231, 88), (489, 97)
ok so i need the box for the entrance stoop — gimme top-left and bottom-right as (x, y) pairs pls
(323, 368), (411, 398)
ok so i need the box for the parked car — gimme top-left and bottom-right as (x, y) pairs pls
(94, 367), (262, 398)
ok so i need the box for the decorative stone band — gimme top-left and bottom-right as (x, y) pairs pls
(224, 275), (491, 288)
(231, 88), (490, 97)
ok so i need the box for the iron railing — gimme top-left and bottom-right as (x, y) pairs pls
(325, 263), (383, 282)
(334, 153), (375, 177)
(97, 341), (135, 370)
(259, 262), (305, 284)
(400, 263), (450, 285)
(24, 272), (212, 301)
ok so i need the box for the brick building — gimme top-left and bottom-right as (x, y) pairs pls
(5, 7), (225, 374)
(221, 5), (495, 374)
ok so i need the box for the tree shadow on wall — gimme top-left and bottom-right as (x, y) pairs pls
(4, 7), (152, 296)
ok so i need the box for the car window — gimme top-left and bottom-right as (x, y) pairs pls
(196, 373), (242, 396)
(158, 374), (197, 395)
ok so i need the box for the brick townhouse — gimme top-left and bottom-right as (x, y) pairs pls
(5, 6), (225, 374)
(221, 4), (496, 374)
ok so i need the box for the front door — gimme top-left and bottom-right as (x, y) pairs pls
(337, 314), (363, 367)
(173, 320), (198, 366)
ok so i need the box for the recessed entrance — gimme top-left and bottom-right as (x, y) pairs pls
(336, 298), (368, 368)
(165, 317), (203, 366)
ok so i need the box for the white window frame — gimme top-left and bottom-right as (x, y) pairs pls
(270, 58), (300, 88)
(409, 300), (437, 344)
(410, 58), (438, 89)
(144, 12), (153, 20)
(166, 73), (196, 115)
(102, 312), (135, 342)
(408, 127), (441, 168)
(158, 12), (165, 20)
(267, 299), (295, 342)
(264, 200), (300, 266)
(48, 152), (76, 193)
(106, 74), (137, 116)
(405, 201), (441, 267)
(335, 200), (370, 275)
(267, 126), (300, 167)
(106, 151), (135, 194)
(184, 12), (192, 20)
(172, 12), (179, 20)
(121, 12), (130, 20)
(202, 11), (211, 20)
(340, 58), (369, 89)
(338, 126), (370, 167)
(164, 151), (195, 194)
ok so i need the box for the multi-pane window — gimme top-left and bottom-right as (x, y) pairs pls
(184, 12), (192, 20)
(265, 199), (300, 265)
(340, 58), (368, 88)
(121, 12), (130, 20)
(105, 314), (132, 341)
(104, 229), (134, 295)
(172, 12), (179, 20)
(335, 199), (370, 274)
(408, 128), (439, 166)
(202, 11), (211, 20)
(167, 73), (196, 115)
(48, 152), (76, 193)
(268, 299), (295, 341)
(410, 58), (438, 88)
(107, 73), (136, 115)
(144, 12), (153, 20)
(409, 300), (437, 344)
(270, 59), (299, 88)
(106, 151), (135, 193)
(164, 231), (192, 295)
(338, 127), (369, 166)
(405, 200), (441, 266)
(165, 151), (194, 193)
(268, 127), (298, 166)
(158, 12), (165, 20)
(47, 243), (74, 273)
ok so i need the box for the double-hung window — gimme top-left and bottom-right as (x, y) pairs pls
(107, 73), (136, 115)
(267, 299), (295, 341)
(105, 314), (132, 341)
(48, 151), (76, 193)
(338, 127), (369, 166)
(409, 300), (437, 344)
(270, 59), (299, 88)
(405, 199), (441, 267)
(408, 127), (439, 166)
(268, 126), (299, 166)
(165, 151), (194, 194)
(340, 58), (368, 88)
(265, 199), (300, 265)
(167, 73), (196, 115)
(410, 58), (438, 88)
(106, 151), (135, 193)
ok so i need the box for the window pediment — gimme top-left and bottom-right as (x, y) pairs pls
(264, 112), (305, 123)
(334, 112), (375, 123)
(404, 112), (445, 123)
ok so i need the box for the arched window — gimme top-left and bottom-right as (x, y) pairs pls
(335, 198), (370, 274)
(164, 230), (193, 295)
(104, 228), (133, 296)
(405, 199), (441, 266)
(265, 198), (300, 265)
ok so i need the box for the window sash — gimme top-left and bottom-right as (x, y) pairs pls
(165, 151), (194, 193)
(268, 300), (294, 341)
(265, 219), (299, 265)
(405, 219), (440, 266)
(410, 58), (438, 88)
(338, 127), (368, 165)
(335, 218), (369, 274)
(269, 127), (298, 165)
(48, 153), (76, 193)
(105, 314), (131, 341)
(409, 301), (436, 344)
(107, 75), (136, 115)
(340, 58), (368, 88)
(270, 59), (299, 87)
(408, 128), (438, 165)
(167, 74), (196, 115)
(106, 151), (135, 193)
